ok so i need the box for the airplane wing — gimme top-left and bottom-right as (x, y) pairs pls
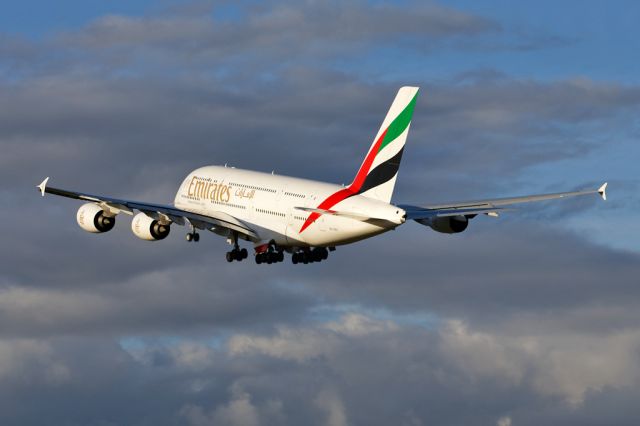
(36, 177), (259, 241)
(398, 183), (607, 220)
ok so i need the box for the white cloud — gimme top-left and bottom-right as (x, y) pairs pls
(181, 384), (284, 426)
(228, 326), (338, 362)
(438, 320), (640, 405)
(497, 416), (512, 426)
(438, 320), (526, 385)
(315, 388), (349, 426)
(324, 313), (398, 336)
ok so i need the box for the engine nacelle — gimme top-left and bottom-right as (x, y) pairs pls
(131, 212), (171, 241)
(77, 203), (116, 233)
(416, 215), (469, 234)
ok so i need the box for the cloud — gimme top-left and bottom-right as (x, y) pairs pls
(58, 1), (497, 61)
(181, 384), (270, 426)
(0, 339), (69, 385)
(497, 416), (512, 426)
(2, 313), (637, 425)
(315, 388), (349, 426)
(0, 263), (313, 337)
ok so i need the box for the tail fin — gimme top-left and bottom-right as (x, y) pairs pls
(350, 86), (419, 202)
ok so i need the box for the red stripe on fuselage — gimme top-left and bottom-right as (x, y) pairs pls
(299, 129), (387, 233)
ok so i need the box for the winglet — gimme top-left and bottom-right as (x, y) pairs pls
(598, 182), (608, 201)
(37, 177), (50, 197)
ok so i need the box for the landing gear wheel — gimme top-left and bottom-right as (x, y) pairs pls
(193, 233), (200, 242)
(240, 248), (248, 259)
(226, 251), (233, 262)
(321, 248), (328, 260)
(186, 233), (193, 242)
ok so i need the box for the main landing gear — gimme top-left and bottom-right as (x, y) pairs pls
(226, 232), (248, 262)
(255, 250), (284, 264)
(255, 241), (284, 264)
(291, 247), (329, 264)
(226, 247), (248, 262)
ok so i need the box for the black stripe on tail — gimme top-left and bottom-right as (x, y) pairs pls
(356, 147), (405, 195)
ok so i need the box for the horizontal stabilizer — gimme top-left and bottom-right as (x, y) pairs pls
(295, 207), (400, 228)
(295, 206), (379, 222)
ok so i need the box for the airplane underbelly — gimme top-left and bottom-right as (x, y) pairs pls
(294, 216), (388, 247)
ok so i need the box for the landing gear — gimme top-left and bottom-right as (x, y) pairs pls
(254, 241), (285, 265)
(255, 250), (284, 264)
(186, 224), (200, 242)
(226, 247), (248, 262)
(291, 247), (329, 264)
(225, 232), (248, 262)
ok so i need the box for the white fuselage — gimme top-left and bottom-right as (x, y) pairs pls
(173, 166), (405, 248)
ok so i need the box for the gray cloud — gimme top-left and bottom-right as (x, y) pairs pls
(2, 314), (640, 425)
(58, 1), (497, 59)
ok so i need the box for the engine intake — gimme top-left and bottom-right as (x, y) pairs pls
(415, 215), (469, 234)
(131, 212), (171, 241)
(77, 203), (116, 233)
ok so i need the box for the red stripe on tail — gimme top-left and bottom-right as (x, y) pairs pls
(299, 129), (387, 233)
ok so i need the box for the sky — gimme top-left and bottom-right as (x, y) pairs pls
(1, 1), (639, 425)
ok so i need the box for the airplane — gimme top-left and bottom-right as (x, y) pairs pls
(36, 86), (608, 265)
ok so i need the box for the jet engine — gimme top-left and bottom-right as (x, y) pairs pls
(131, 212), (171, 241)
(77, 203), (116, 233)
(415, 215), (469, 234)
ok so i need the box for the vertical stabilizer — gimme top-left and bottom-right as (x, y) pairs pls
(350, 86), (419, 202)
(299, 87), (419, 233)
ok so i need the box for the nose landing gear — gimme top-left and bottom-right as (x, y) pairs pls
(186, 224), (200, 242)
